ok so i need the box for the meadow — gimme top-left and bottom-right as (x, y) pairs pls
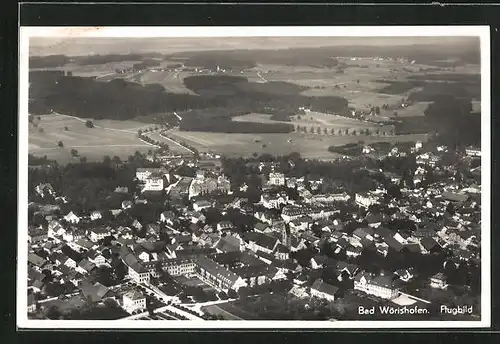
(28, 114), (154, 163)
(163, 128), (427, 160)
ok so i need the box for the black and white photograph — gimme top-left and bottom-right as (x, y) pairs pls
(17, 26), (490, 329)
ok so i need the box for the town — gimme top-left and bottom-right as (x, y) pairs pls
(26, 138), (482, 321)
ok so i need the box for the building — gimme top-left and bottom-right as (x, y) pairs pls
(193, 200), (212, 212)
(261, 193), (288, 209)
(28, 226), (48, 244)
(27, 293), (37, 313)
(142, 173), (164, 192)
(465, 147), (481, 157)
(430, 272), (448, 290)
(195, 256), (247, 292)
(89, 228), (111, 243)
(310, 278), (339, 302)
(122, 290), (146, 314)
(355, 192), (380, 209)
(306, 193), (351, 204)
(281, 205), (336, 222)
(128, 263), (151, 284)
(64, 211), (80, 224)
(136, 167), (167, 182)
(354, 272), (399, 299)
(189, 174), (231, 199)
(268, 172), (285, 186)
(145, 258), (196, 277)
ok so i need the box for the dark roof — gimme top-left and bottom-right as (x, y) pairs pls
(374, 227), (393, 239)
(80, 280), (110, 302)
(311, 254), (329, 266)
(254, 250), (275, 263)
(233, 264), (269, 279)
(442, 191), (469, 203)
(383, 236), (404, 252)
(420, 237), (439, 251)
(405, 243), (421, 253)
(195, 256), (241, 284)
(215, 236), (240, 253)
(244, 232), (278, 251)
(311, 279), (339, 296)
(28, 253), (47, 267)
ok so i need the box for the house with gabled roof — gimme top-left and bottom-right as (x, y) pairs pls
(394, 268), (417, 282)
(244, 232), (280, 254)
(122, 290), (146, 314)
(310, 278), (339, 302)
(75, 258), (96, 275)
(420, 237), (440, 254)
(64, 211), (80, 224)
(28, 253), (48, 270)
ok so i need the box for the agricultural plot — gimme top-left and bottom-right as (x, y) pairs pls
(137, 70), (196, 94)
(28, 114), (153, 163)
(164, 128), (427, 161)
(389, 101), (432, 118)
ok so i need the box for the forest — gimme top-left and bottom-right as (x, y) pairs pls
(28, 73), (224, 119)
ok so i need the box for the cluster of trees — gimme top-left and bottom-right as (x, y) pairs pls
(28, 154), (56, 166)
(423, 95), (480, 147)
(28, 157), (148, 212)
(222, 152), (381, 196)
(137, 130), (169, 150)
(28, 73), (224, 119)
(30, 55), (70, 68)
(180, 116), (294, 134)
(72, 53), (164, 66)
(300, 125), (388, 136)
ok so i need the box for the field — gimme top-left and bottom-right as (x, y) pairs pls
(162, 128), (427, 160)
(389, 101), (433, 118)
(234, 111), (389, 131)
(28, 114), (154, 163)
(136, 70), (197, 94)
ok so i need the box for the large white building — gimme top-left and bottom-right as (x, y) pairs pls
(261, 192), (289, 209)
(142, 173), (164, 192)
(122, 290), (146, 314)
(355, 192), (380, 209)
(268, 172), (286, 186)
(465, 147), (481, 157)
(136, 168), (167, 182)
(354, 272), (399, 299)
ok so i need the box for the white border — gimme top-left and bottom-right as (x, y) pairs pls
(18, 26), (491, 330)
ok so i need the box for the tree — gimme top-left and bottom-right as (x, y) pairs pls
(352, 130), (357, 136)
(85, 120), (94, 128)
(112, 156), (122, 165)
(80, 156), (87, 164)
(375, 106), (381, 115)
(64, 126), (69, 131)
(330, 128), (335, 135)
(310, 127), (315, 134)
(344, 129), (349, 135)
(316, 127), (322, 135)
(70, 149), (79, 157)
(58, 141), (64, 148)
(323, 128), (328, 135)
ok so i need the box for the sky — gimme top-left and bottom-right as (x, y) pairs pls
(29, 36), (479, 57)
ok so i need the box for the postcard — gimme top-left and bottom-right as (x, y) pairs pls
(18, 25), (490, 329)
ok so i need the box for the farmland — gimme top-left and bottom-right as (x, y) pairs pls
(162, 128), (427, 160)
(28, 114), (154, 163)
